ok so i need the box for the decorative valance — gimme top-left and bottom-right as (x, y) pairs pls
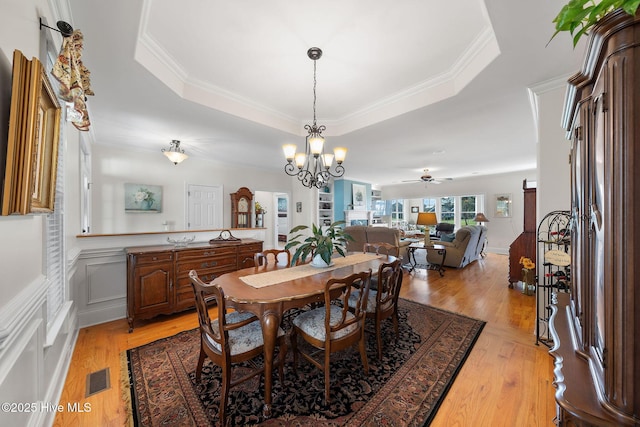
(51, 30), (94, 131)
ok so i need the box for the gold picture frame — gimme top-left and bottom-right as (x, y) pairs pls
(494, 193), (512, 218)
(1, 50), (61, 215)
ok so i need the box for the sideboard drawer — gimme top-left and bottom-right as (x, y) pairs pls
(176, 246), (237, 260)
(131, 251), (173, 265)
(236, 243), (264, 267)
(176, 254), (238, 274)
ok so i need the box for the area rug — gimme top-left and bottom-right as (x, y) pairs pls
(123, 299), (485, 426)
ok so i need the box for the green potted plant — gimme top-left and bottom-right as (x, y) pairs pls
(549, 0), (640, 47)
(285, 220), (353, 267)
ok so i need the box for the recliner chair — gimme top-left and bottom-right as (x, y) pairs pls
(432, 222), (455, 239)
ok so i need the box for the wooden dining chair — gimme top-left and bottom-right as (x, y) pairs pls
(254, 248), (291, 268)
(188, 270), (288, 425)
(290, 270), (372, 403)
(363, 242), (400, 257)
(363, 242), (400, 291)
(348, 258), (404, 358)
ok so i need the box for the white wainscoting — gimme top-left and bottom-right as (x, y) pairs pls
(0, 276), (77, 427)
(73, 248), (127, 328)
(73, 229), (268, 328)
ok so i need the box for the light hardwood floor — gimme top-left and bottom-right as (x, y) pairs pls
(53, 253), (556, 426)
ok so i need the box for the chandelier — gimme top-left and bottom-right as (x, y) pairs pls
(162, 140), (188, 165)
(283, 47), (346, 188)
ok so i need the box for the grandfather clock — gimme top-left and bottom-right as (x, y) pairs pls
(230, 187), (253, 228)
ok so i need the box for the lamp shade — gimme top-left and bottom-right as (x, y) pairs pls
(416, 212), (438, 226)
(473, 213), (489, 223)
(163, 151), (188, 165)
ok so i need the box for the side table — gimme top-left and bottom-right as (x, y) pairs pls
(406, 243), (447, 276)
(426, 244), (446, 276)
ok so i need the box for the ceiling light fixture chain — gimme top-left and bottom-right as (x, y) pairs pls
(283, 47), (346, 189)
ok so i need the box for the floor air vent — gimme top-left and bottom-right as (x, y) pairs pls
(86, 368), (111, 397)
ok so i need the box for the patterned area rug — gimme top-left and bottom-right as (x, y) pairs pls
(124, 299), (485, 426)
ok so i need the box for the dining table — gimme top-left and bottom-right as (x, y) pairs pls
(212, 251), (394, 417)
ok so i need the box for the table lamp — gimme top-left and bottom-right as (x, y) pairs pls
(416, 212), (438, 246)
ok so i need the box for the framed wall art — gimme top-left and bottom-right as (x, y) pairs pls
(30, 58), (62, 213)
(411, 206), (419, 213)
(352, 183), (366, 210)
(125, 183), (162, 212)
(2, 50), (61, 215)
(494, 193), (512, 218)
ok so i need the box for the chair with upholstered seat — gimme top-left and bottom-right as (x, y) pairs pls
(254, 248), (292, 268)
(348, 258), (404, 358)
(363, 242), (400, 257)
(189, 270), (288, 425)
(290, 270), (372, 403)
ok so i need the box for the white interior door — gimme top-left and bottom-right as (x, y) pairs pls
(187, 184), (223, 229)
(275, 193), (289, 245)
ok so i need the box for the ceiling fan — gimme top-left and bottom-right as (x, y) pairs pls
(402, 169), (452, 184)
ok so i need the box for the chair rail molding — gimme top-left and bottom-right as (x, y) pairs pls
(0, 275), (46, 351)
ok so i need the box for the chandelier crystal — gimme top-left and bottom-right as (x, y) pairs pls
(283, 47), (346, 188)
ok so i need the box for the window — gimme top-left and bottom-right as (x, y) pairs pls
(42, 27), (70, 345)
(461, 195), (477, 224)
(422, 194), (484, 228)
(390, 199), (404, 227)
(422, 198), (436, 213)
(440, 196), (455, 223)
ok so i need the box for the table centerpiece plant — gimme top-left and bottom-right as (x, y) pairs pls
(549, 0), (640, 47)
(286, 220), (353, 267)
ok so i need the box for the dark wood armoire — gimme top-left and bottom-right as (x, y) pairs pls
(552, 9), (640, 426)
(507, 180), (536, 287)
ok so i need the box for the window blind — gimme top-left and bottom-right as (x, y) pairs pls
(44, 35), (67, 333)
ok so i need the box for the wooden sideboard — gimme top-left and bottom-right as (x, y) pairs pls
(126, 239), (262, 331)
(508, 180), (536, 287)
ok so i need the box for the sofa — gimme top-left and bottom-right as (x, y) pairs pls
(426, 225), (487, 268)
(343, 226), (411, 260)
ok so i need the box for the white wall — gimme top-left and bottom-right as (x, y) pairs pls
(0, 1), (79, 426)
(381, 169), (537, 253)
(90, 143), (293, 234)
(534, 83), (571, 215)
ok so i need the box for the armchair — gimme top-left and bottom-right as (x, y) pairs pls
(426, 225), (487, 268)
(433, 222), (454, 239)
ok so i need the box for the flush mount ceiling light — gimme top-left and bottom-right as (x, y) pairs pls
(283, 47), (346, 189)
(162, 140), (188, 165)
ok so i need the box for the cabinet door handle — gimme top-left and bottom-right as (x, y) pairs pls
(201, 261), (218, 268)
(169, 279), (173, 290)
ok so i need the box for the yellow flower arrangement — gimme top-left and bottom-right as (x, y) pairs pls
(519, 256), (535, 270)
(519, 256), (536, 295)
